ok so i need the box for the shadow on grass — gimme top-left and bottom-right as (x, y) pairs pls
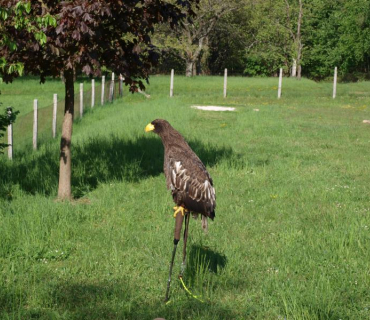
(188, 244), (227, 274)
(0, 279), (240, 320)
(0, 135), (239, 199)
(184, 244), (227, 291)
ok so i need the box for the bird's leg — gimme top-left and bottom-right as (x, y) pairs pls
(180, 212), (190, 277)
(173, 205), (188, 218)
(165, 211), (184, 302)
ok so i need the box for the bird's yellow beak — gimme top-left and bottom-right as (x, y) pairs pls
(145, 123), (155, 132)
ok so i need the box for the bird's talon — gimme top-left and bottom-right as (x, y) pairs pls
(173, 206), (188, 218)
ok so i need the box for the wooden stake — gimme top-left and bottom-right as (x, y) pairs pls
(119, 74), (123, 97)
(170, 69), (174, 97)
(224, 68), (228, 98)
(333, 67), (337, 99)
(52, 94), (57, 138)
(33, 99), (38, 150)
(278, 68), (283, 99)
(80, 83), (83, 118)
(91, 79), (95, 108)
(109, 72), (114, 102)
(7, 107), (13, 160)
(101, 76), (105, 105)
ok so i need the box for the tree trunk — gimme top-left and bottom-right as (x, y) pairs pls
(196, 59), (201, 76)
(297, 63), (302, 79)
(57, 68), (74, 200)
(291, 59), (297, 77)
(296, 0), (303, 80)
(186, 60), (193, 77)
(185, 36), (205, 77)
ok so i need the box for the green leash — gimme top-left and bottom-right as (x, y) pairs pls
(179, 276), (205, 302)
(165, 276), (205, 304)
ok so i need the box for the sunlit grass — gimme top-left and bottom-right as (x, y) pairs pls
(0, 75), (370, 319)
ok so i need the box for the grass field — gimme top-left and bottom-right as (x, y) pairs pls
(0, 75), (370, 319)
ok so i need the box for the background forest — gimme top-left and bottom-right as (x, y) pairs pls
(154, 0), (370, 81)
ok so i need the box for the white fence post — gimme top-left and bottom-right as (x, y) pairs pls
(170, 69), (174, 97)
(119, 74), (123, 97)
(52, 94), (57, 138)
(109, 72), (115, 102)
(101, 76), (105, 105)
(33, 99), (38, 150)
(7, 107), (13, 160)
(91, 79), (95, 108)
(80, 83), (83, 118)
(224, 68), (228, 98)
(278, 68), (283, 99)
(333, 67), (337, 99)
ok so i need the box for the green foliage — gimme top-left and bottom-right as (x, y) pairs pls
(243, 55), (271, 77)
(242, 0), (291, 76)
(154, 49), (186, 74)
(336, 0), (370, 73)
(208, 9), (249, 75)
(0, 1), (57, 77)
(244, 0), (370, 79)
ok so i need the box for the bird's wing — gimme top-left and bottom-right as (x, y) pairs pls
(167, 153), (216, 212)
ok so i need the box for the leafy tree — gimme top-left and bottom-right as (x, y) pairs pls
(0, 0), (195, 200)
(242, 0), (306, 77)
(300, 0), (340, 79)
(155, 0), (237, 76)
(303, 0), (370, 80)
(338, 0), (370, 77)
(207, 3), (252, 75)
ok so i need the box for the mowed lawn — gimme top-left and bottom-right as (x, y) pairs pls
(0, 75), (370, 319)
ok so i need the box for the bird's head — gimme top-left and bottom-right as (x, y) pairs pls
(145, 119), (171, 135)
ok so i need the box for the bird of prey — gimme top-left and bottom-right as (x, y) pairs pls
(145, 119), (216, 301)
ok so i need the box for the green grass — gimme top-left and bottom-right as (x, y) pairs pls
(1, 75), (370, 319)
